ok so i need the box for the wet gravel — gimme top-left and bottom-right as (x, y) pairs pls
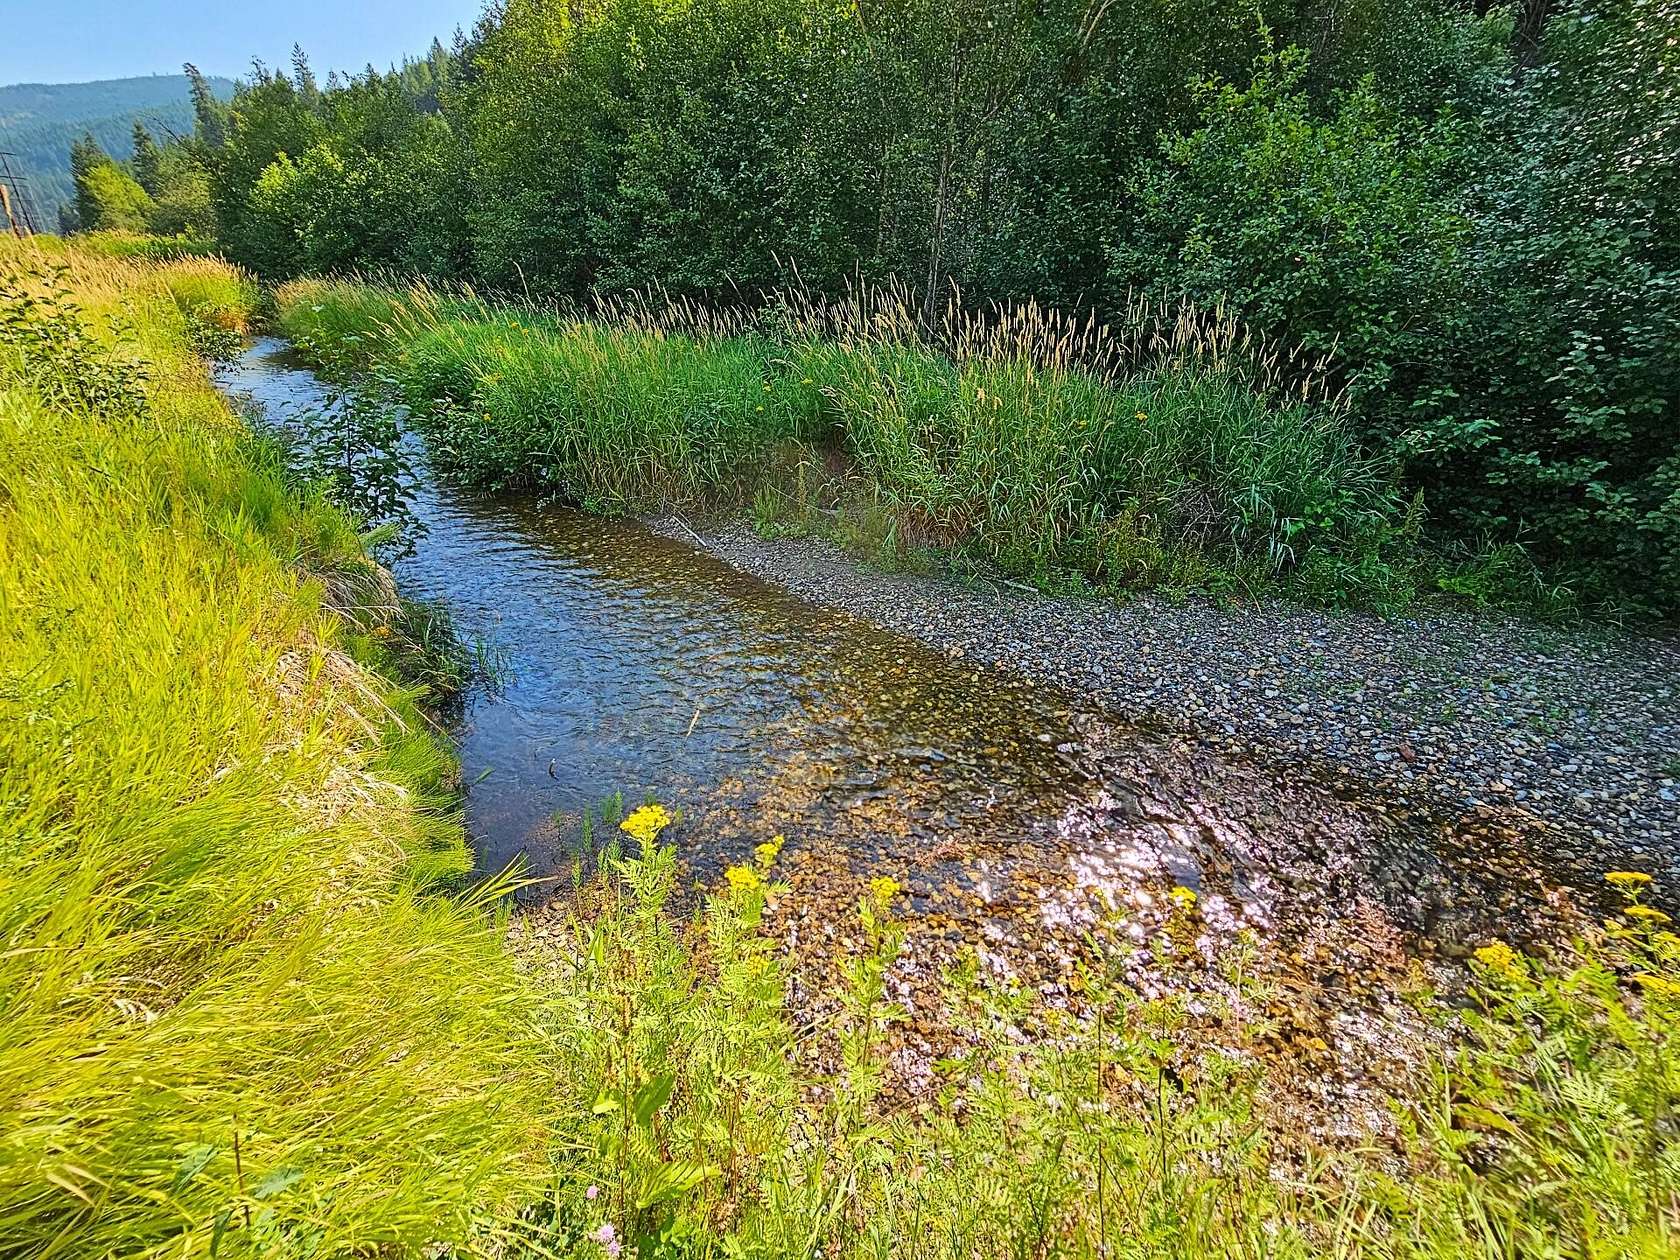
(657, 519), (1680, 892)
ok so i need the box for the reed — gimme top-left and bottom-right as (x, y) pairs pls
(276, 276), (1415, 605)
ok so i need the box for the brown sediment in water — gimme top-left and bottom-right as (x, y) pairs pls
(511, 700), (1587, 1141)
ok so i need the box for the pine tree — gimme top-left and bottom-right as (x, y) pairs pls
(292, 44), (321, 111)
(184, 63), (227, 148)
(68, 134), (106, 231)
(131, 122), (162, 196)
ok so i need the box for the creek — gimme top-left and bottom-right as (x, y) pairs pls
(219, 337), (1581, 1064)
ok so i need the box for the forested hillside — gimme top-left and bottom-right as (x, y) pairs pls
(181, 0), (1677, 616)
(0, 74), (233, 222)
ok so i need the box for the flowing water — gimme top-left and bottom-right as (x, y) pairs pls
(218, 339), (1583, 1029)
(222, 340), (1092, 878)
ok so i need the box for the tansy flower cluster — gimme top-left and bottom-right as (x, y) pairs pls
(620, 803), (672, 846)
(1606, 871), (1653, 887)
(1473, 940), (1521, 978)
(725, 864), (764, 895)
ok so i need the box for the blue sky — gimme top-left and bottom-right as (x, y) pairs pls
(0, 0), (486, 86)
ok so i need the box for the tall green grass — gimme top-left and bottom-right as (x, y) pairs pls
(0, 243), (550, 1254)
(29, 232), (258, 332)
(275, 277), (1416, 605)
(68, 230), (222, 264)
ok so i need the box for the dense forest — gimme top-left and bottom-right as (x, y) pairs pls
(98, 0), (1678, 615)
(0, 74), (233, 223)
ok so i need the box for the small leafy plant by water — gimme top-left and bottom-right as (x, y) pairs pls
(286, 382), (424, 561)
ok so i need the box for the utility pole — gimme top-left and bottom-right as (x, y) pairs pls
(0, 151), (44, 238)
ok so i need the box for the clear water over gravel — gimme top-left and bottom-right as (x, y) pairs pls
(221, 340), (1089, 877)
(218, 338), (1614, 973)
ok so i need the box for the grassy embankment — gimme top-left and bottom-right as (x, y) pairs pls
(274, 276), (1438, 609)
(4, 242), (1676, 1255)
(0, 240), (552, 1253)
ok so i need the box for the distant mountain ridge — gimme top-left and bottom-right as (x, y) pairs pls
(0, 73), (234, 224)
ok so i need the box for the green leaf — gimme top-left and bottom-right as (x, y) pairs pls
(634, 1158), (716, 1210)
(251, 1167), (303, 1200)
(210, 1209), (231, 1257)
(633, 1072), (674, 1127)
(171, 1144), (217, 1192)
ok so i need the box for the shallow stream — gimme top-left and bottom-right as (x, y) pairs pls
(219, 338), (1583, 1051)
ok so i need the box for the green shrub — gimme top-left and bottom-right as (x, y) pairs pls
(1118, 42), (1474, 444)
(1120, 6), (1680, 615)
(1433, 0), (1680, 612)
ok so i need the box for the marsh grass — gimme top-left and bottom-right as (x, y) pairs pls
(276, 276), (1417, 607)
(0, 241), (552, 1255)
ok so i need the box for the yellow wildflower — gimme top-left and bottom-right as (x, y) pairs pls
(755, 834), (785, 866)
(1168, 885), (1197, 910)
(1474, 941), (1520, 977)
(373, 625), (392, 639)
(1606, 871), (1653, 886)
(725, 864), (763, 895)
(620, 803), (672, 845)
(1626, 906), (1672, 923)
(1135, 410), (1148, 422)
(868, 875), (901, 906)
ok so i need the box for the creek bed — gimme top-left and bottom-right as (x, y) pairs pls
(219, 337), (1599, 1118)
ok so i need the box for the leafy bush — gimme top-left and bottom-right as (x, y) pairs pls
(1120, 6), (1680, 614)
(1118, 42), (1474, 436)
(1431, 0), (1680, 612)
(72, 155), (155, 232)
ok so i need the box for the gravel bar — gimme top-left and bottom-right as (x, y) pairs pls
(657, 518), (1680, 883)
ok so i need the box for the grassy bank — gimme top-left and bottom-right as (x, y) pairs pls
(0, 242), (551, 1252)
(512, 835), (1680, 1259)
(276, 277), (1422, 608)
